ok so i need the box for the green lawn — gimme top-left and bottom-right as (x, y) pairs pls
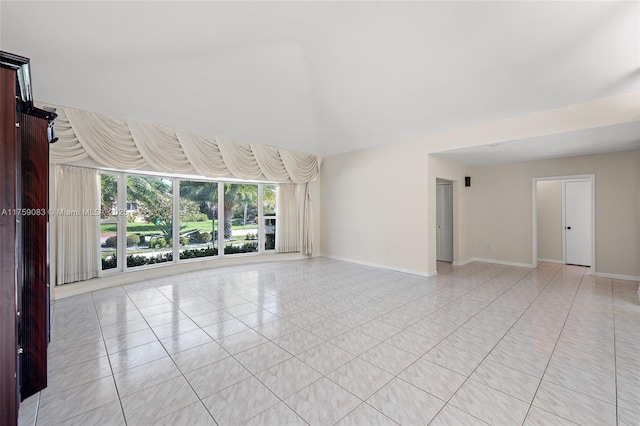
(100, 221), (213, 235)
(101, 220), (258, 235)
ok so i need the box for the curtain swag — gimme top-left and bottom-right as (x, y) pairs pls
(47, 105), (321, 183)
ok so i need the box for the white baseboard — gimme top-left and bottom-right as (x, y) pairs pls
(537, 258), (565, 264)
(593, 272), (640, 282)
(452, 259), (474, 266)
(322, 255), (430, 277)
(594, 272), (640, 303)
(473, 258), (535, 268)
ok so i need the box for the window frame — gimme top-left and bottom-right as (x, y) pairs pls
(98, 170), (279, 276)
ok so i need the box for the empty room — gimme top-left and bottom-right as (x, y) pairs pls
(1, 1), (639, 425)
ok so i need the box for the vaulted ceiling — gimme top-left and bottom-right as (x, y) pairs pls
(1, 1), (638, 159)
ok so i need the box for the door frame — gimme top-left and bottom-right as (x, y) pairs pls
(563, 179), (592, 266)
(531, 174), (595, 271)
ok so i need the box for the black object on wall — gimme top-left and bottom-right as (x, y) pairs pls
(465, 176), (471, 187)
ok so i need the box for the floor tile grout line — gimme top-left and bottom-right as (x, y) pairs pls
(330, 401), (399, 426)
(92, 285), (132, 426)
(405, 264), (564, 424)
(38, 288), (129, 426)
(118, 279), (254, 425)
(340, 265), (523, 423)
(523, 266), (598, 425)
(385, 263), (538, 425)
(132, 284), (228, 426)
(443, 264), (590, 422)
(104, 281), (213, 425)
(385, 265), (535, 370)
(544, 278), (621, 406)
(251, 262), (502, 423)
(118, 281), (269, 425)
(610, 275), (619, 426)
(217, 309), (331, 425)
(162, 284), (318, 425)
(328, 264), (548, 425)
(218, 270), (442, 425)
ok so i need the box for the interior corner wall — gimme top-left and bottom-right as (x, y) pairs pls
(536, 180), (563, 262)
(471, 150), (640, 278)
(319, 144), (431, 275)
(318, 143), (476, 276)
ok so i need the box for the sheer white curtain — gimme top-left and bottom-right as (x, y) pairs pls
(302, 183), (313, 256)
(276, 184), (300, 253)
(54, 165), (100, 284)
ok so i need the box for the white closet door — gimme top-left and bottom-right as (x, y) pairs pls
(436, 183), (453, 262)
(564, 180), (591, 266)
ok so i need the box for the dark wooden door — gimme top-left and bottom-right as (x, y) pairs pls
(0, 63), (20, 426)
(20, 113), (50, 399)
(1, 51), (55, 424)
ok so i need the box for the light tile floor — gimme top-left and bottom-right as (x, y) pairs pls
(18, 258), (640, 425)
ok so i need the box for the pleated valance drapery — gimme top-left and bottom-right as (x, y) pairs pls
(46, 106), (321, 184)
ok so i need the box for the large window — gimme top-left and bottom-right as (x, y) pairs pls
(99, 172), (278, 273)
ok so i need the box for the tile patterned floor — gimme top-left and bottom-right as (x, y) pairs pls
(18, 258), (640, 425)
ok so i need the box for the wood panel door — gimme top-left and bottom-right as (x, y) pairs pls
(20, 113), (50, 399)
(0, 62), (20, 426)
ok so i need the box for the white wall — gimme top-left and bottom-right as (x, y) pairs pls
(471, 150), (639, 278)
(321, 146), (639, 279)
(320, 144), (431, 275)
(536, 180), (563, 262)
(319, 148), (475, 276)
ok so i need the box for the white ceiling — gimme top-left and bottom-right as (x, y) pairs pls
(433, 121), (640, 167)
(1, 1), (639, 159)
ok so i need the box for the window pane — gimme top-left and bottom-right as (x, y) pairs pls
(126, 175), (173, 268)
(100, 173), (118, 219)
(101, 223), (118, 270)
(224, 183), (258, 254)
(179, 180), (218, 260)
(263, 184), (276, 251)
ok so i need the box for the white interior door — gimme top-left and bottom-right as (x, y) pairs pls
(436, 183), (453, 262)
(564, 180), (592, 266)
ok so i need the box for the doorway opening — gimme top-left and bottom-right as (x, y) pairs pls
(532, 174), (595, 270)
(436, 179), (453, 264)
